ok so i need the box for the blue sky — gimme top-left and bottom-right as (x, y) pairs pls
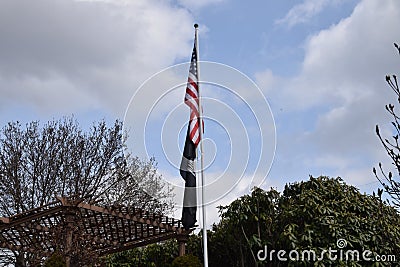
(0, 0), (399, 226)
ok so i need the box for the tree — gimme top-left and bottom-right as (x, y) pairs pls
(106, 177), (400, 266)
(208, 176), (400, 267)
(0, 117), (173, 266)
(106, 239), (177, 267)
(106, 234), (202, 266)
(374, 43), (400, 208)
(172, 254), (202, 267)
(275, 176), (400, 266)
(208, 187), (279, 267)
(44, 252), (66, 267)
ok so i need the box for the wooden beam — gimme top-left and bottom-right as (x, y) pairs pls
(0, 217), (9, 224)
(0, 206), (63, 231)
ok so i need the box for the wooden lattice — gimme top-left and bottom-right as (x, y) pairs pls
(0, 197), (188, 264)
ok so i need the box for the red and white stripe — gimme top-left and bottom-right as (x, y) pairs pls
(185, 71), (200, 146)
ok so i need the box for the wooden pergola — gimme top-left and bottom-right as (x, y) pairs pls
(0, 197), (190, 266)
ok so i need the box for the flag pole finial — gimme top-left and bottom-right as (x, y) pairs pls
(194, 23), (199, 28)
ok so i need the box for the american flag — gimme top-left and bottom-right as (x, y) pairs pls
(184, 43), (200, 146)
(180, 36), (200, 230)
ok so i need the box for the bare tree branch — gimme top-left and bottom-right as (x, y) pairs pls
(375, 43), (400, 208)
(0, 117), (174, 266)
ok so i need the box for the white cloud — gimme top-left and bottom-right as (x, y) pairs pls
(258, 0), (400, 190)
(276, 0), (344, 27)
(299, 0), (400, 155)
(0, 0), (195, 116)
(254, 69), (277, 94)
(177, 0), (226, 11)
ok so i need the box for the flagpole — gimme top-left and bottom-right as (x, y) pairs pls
(194, 23), (209, 267)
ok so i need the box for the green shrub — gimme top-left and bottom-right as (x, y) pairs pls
(44, 252), (66, 267)
(172, 254), (202, 267)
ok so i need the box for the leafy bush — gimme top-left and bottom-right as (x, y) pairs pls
(44, 252), (65, 267)
(172, 254), (202, 267)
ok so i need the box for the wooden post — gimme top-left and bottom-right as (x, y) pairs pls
(64, 207), (76, 267)
(176, 233), (189, 256)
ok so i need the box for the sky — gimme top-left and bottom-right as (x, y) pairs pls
(1, 0), (400, 227)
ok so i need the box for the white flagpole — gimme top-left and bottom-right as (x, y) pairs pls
(194, 23), (209, 267)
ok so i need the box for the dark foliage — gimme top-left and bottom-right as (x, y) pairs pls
(107, 176), (400, 267)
